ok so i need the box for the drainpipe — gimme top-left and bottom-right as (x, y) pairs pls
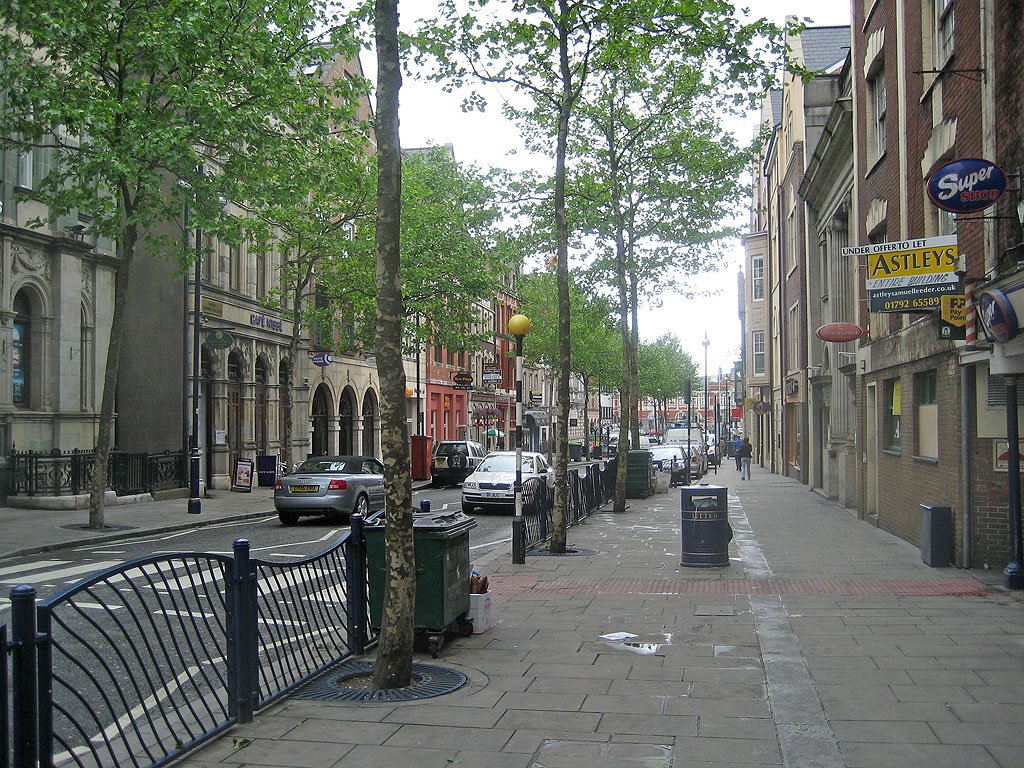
(960, 363), (973, 568)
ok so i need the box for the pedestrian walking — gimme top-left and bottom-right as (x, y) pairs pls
(738, 437), (753, 480)
(733, 435), (743, 471)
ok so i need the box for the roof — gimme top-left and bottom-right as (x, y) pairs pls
(769, 89), (783, 126)
(799, 26), (851, 73)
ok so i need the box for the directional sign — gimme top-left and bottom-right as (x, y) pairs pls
(482, 363), (502, 383)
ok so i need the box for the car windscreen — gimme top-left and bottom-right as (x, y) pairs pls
(478, 455), (534, 473)
(296, 460), (352, 473)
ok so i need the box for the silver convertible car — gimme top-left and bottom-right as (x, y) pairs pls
(274, 455), (385, 525)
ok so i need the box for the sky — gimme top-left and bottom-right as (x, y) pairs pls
(384, 1), (853, 375)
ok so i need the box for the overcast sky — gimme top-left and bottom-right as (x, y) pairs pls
(386, 1), (853, 375)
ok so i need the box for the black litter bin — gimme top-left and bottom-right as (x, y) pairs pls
(679, 484), (732, 567)
(920, 503), (953, 567)
(365, 510), (477, 656)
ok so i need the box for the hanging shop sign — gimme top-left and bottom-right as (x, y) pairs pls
(978, 288), (1019, 343)
(939, 295), (967, 340)
(815, 323), (866, 343)
(927, 157), (1007, 214)
(751, 401), (768, 415)
(482, 363), (502, 384)
(310, 351), (334, 367)
(846, 235), (960, 313)
(205, 330), (233, 349)
(452, 371), (474, 389)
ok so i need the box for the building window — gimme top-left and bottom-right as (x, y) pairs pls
(916, 370), (938, 458)
(935, 0), (954, 64)
(884, 378), (901, 451)
(870, 69), (887, 160)
(752, 256), (764, 300)
(12, 292), (31, 406)
(788, 304), (799, 373)
(752, 331), (765, 376)
(255, 247), (267, 299)
(229, 245), (241, 292)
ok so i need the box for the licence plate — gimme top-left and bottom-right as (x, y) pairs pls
(291, 484), (319, 493)
(482, 491), (506, 498)
(435, 457), (448, 467)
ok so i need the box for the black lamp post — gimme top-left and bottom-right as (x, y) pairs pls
(702, 333), (710, 432)
(509, 313), (531, 564)
(187, 167), (204, 515)
(1004, 374), (1023, 589)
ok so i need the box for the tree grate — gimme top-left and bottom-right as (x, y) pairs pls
(293, 660), (468, 703)
(528, 546), (600, 557)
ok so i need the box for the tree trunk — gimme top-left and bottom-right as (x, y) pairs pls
(88, 223), (138, 529)
(549, 0), (573, 555)
(629, 275), (640, 452)
(372, 0), (415, 690)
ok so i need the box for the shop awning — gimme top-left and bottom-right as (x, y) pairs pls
(524, 409), (550, 425)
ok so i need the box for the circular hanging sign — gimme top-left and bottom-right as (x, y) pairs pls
(752, 401), (768, 415)
(815, 323), (866, 343)
(979, 288), (1019, 343)
(205, 330), (233, 349)
(927, 157), (1007, 214)
(310, 352), (334, 367)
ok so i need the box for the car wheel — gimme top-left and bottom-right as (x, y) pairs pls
(430, 477), (441, 488)
(353, 494), (369, 518)
(278, 511), (299, 526)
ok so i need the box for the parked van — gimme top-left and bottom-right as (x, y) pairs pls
(663, 427), (707, 453)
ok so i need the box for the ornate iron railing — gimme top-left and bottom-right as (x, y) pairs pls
(8, 450), (187, 498)
(1, 519), (374, 768)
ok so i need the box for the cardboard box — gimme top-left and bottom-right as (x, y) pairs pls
(467, 591), (492, 633)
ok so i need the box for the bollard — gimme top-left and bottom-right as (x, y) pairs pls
(11, 584), (39, 768)
(420, 499), (431, 514)
(231, 539), (257, 723)
(348, 514), (367, 654)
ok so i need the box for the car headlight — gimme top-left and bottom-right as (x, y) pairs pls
(463, 480), (478, 490)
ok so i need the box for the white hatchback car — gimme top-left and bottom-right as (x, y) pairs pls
(461, 451), (554, 513)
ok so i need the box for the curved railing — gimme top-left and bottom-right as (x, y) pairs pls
(523, 460), (616, 551)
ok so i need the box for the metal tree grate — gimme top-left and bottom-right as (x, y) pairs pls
(528, 546), (600, 557)
(293, 660), (468, 703)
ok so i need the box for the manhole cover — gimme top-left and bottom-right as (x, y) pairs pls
(528, 546), (600, 557)
(293, 660), (467, 703)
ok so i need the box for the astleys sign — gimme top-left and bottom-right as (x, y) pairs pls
(845, 235), (960, 313)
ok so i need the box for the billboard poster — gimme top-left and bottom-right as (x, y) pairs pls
(845, 235), (960, 313)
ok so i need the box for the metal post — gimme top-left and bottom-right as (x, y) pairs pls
(188, 165), (204, 515)
(10, 585), (38, 768)
(348, 514), (367, 654)
(1004, 376), (1024, 589)
(230, 539), (257, 722)
(512, 330), (526, 564)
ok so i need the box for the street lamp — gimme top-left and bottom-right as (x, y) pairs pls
(509, 313), (531, 564)
(187, 166), (204, 516)
(702, 333), (710, 433)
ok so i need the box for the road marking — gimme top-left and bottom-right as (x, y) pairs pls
(154, 608), (216, 619)
(0, 560), (68, 578)
(470, 537), (511, 551)
(0, 561), (121, 585)
(76, 602), (123, 611)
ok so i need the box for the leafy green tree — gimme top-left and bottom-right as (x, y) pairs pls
(637, 335), (698, 438)
(0, 0), (353, 528)
(571, 9), (785, 513)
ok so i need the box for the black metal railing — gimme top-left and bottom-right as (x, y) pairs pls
(522, 460), (616, 551)
(1, 518), (374, 768)
(8, 450), (187, 498)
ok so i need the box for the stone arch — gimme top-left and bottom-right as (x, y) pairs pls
(361, 388), (379, 457)
(311, 383), (333, 456)
(339, 386), (358, 455)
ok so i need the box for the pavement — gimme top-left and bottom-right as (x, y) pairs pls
(6, 467), (1024, 768)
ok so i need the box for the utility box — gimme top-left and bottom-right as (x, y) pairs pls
(679, 484), (732, 567)
(411, 435), (433, 481)
(920, 503), (953, 567)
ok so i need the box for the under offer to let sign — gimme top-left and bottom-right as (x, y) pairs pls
(845, 235), (960, 313)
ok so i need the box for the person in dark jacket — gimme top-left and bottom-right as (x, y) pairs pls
(738, 437), (753, 480)
(733, 435), (743, 471)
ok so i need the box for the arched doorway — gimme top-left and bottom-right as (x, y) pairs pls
(255, 357), (269, 455)
(227, 350), (244, 466)
(311, 384), (331, 456)
(12, 289), (36, 408)
(339, 388), (356, 455)
(362, 390), (379, 457)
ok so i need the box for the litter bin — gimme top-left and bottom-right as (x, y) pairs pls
(626, 449), (654, 498)
(569, 443), (583, 461)
(920, 503), (953, 567)
(364, 509), (477, 656)
(679, 484), (732, 567)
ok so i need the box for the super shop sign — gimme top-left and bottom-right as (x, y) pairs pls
(928, 158), (1007, 214)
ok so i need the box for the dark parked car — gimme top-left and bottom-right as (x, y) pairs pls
(431, 440), (487, 487)
(274, 455), (385, 525)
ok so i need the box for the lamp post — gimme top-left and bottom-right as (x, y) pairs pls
(702, 333), (710, 432)
(187, 197), (202, 515)
(509, 313), (531, 564)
